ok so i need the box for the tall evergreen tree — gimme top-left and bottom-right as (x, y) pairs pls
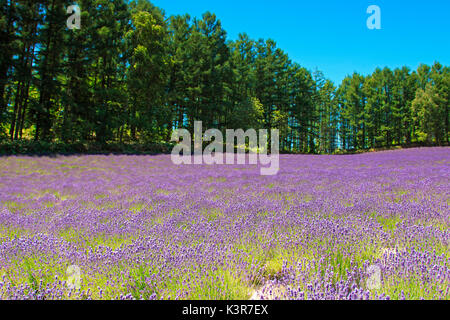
(127, 2), (171, 142)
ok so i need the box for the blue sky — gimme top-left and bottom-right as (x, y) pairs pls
(152, 0), (450, 85)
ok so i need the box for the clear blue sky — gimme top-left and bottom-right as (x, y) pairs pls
(152, 0), (450, 85)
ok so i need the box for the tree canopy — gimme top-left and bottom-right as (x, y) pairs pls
(1, 0), (448, 153)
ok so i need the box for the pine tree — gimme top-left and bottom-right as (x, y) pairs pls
(127, 3), (171, 142)
(0, 0), (18, 136)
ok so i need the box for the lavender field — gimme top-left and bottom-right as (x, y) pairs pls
(0, 148), (448, 300)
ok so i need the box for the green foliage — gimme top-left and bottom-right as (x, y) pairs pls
(0, 1), (448, 154)
(0, 139), (174, 155)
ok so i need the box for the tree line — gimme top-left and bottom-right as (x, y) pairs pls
(1, 0), (448, 154)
